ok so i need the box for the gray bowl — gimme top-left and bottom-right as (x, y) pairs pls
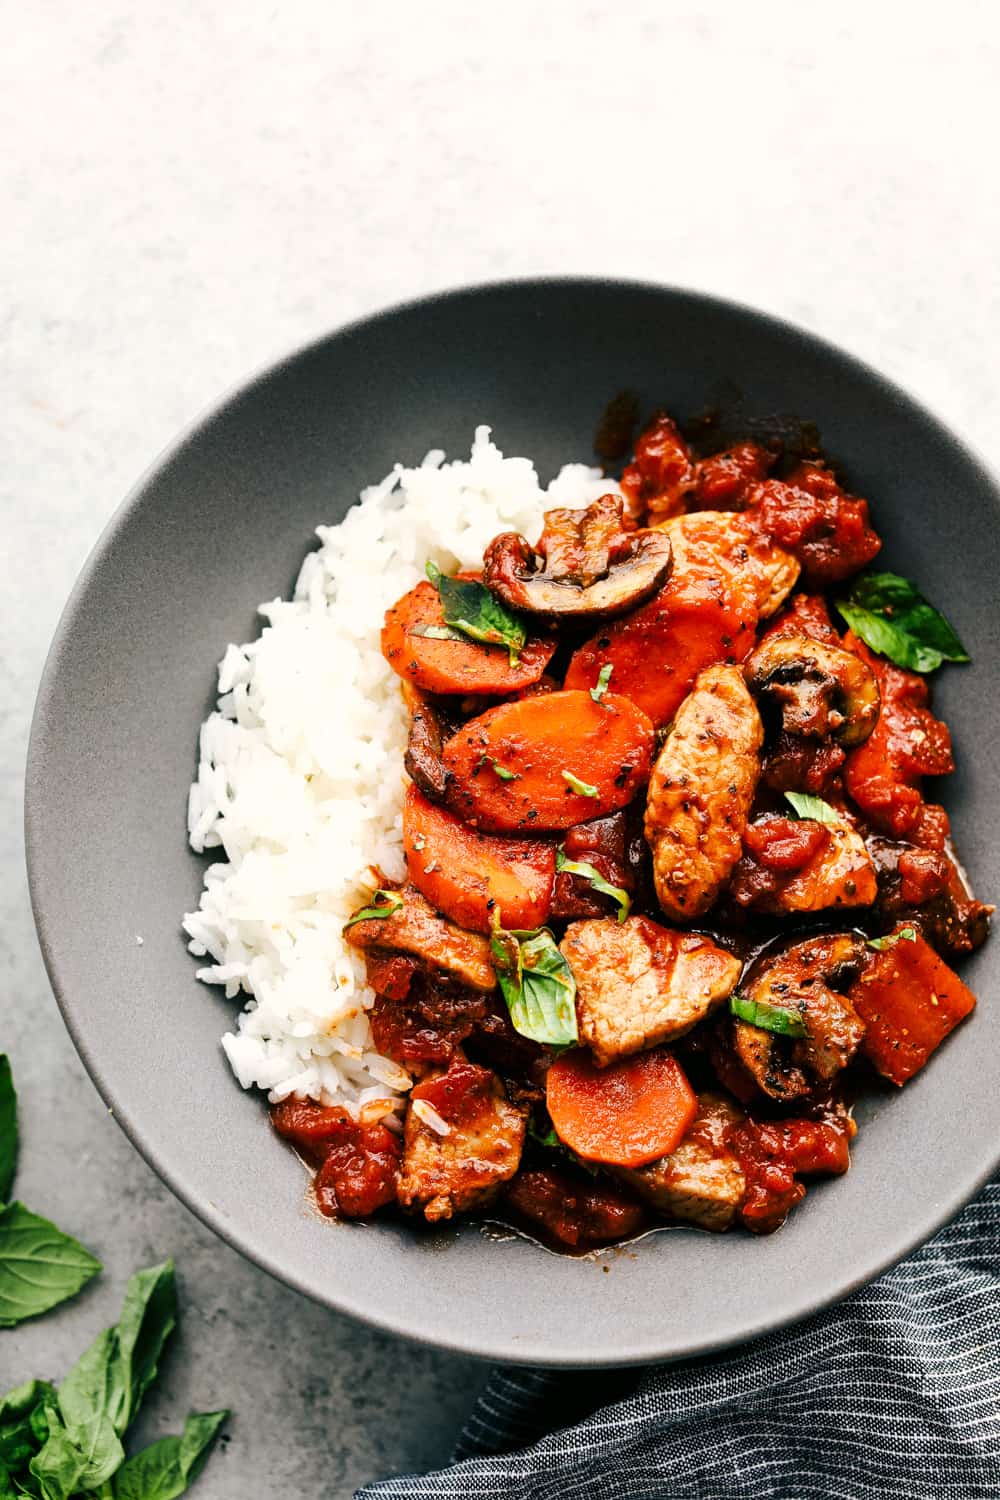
(25, 279), (1000, 1366)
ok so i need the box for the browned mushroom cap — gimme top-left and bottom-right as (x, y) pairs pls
(732, 932), (867, 1101)
(344, 884), (496, 991)
(744, 634), (880, 747)
(482, 494), (672, 619)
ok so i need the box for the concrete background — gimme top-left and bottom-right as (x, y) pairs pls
(3, 2), (999, 1494)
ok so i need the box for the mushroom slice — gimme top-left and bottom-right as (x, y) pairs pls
(344, 885), (496, 992)
(733, 933), (867, 1100)
(482, 494), (672, 619)
(401, 683), (460, 802)
(745, 634), (880, 747)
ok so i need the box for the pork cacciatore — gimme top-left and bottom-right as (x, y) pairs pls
(271, 410), (990, 1249)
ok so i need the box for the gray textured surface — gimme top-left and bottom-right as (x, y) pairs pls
(3, 2), (999, 1495)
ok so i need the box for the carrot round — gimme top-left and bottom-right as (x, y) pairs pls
(441, 689), (654, 833)
(546, 1048), (697, 1168)
(565, 573), (755, 726)
(381, 581), (556, 696)
(403, 783), (555, 933)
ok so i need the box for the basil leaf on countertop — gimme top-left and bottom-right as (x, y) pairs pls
(0, 1203), (101, 1328)
(0, 1382), (55, 1473)
(50, 1323), (124, 1488)
(730, 993), (808, 1038)
(110, 1261), (177, 1432)
(0, 1056), (16, 1203)
(111, 1410), (228, 1500)
(490, 919), (578, 1047)
(425, 561), (526, 663)
(28, 1419), (91, 1500)
(835, 571), (969, 674)
(555, 850), (630, 922)
(784, 791), (840, 825)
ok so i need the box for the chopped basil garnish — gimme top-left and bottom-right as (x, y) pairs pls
(478, 754), (518, 782)
(343, 890), (404, 929)
(835, 571), (969, 674)
(562, 770), (599, 798)
(425, 561), (526, 663)
(868, 926), (918, 951)
(590, 663), (614, 703)
(784, 791), (840, 825)
(555, 849), (630, 922)
(490, 916), (578, 1047)
(730, 993), (808, 1037)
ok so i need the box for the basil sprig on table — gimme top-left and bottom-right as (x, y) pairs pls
(729, 993), (808, 1038)
(0, 1054), (101, 1329)
(835, 571), (969, 674)
(1, 1260), (227, 1499)
(425, 561), (526, 663)
(784, 791), (840, 825)
(490, 917), (578, 1047)
(555, 849), (630, 922)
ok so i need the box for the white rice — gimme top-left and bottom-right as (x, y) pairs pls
(183, 427), (617, 1113)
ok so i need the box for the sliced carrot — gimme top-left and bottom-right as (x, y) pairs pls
(403, 783), (554, 933)
(381, 581), (556, 696)
(850, 929), (977, 1086)
(546, 1048), (697, 1168)
(441, 689), (654, 833)
(564, 572), (755, 726)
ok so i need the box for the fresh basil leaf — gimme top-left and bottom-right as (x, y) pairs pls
(425, 561), (526, 663)
(868, 926), (918, 951)
(53, 1326), (124, 1487)
(343, 891), (404, 930)
(490, 919), (578, 1047)
(561, 771), (599, 798)
(0, 1382), (55, 1473)
(835, 571), (969, 673)
(0, 1203), (100, 1327)
(590, 664), (614, 704)
(784, 791), (840, 825)
(112, 1411), (228, 1500)
(0, 1469), (16, 1498)
(729, 993), (807, 1038)
(555, 850), (630, 922)
(28, 1421), (90, 1500)
(111, 1261), (177, 1433)
(0, 1057), (16, 1203)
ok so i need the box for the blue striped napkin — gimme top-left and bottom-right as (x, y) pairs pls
(360, 1177), (1000, 1498)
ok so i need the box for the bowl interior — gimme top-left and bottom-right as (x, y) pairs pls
(26, 280), (1000, 1365)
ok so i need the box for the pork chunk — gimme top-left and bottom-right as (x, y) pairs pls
(397, 1058), (526, 1222)
(645, 665), (764, 921)
(345, 885), (496, 991)
(656, 510), (800, 619)
(561, 915), (741, 1067)
(617, 1093), (745, 1231)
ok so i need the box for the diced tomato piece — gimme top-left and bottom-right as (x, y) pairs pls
(850, 929), (977, 1085)
(690, 441), (775, 511)
(506, 1168), (645, 1247)
(750, 462), (881, 586)
(619, 412), (695, 521)
(313, 1121), (401, 1218)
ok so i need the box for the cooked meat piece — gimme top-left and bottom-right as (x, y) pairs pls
(733, 933), (867, 1100)
(616, 1092), (745, 1230)
(732, 812), (877, 914)
(620, 411), (696, 521)
(483, 495), (672, 619)
(561, 916), (740, 1067)
(656, 510), (800, 620)
(345, 885), (495, 991)
(397, 1058), (527, 1222)
(505, 1168), (645, 1247)
(745, 634), (879, 747)
(645, 664), (763, 921)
